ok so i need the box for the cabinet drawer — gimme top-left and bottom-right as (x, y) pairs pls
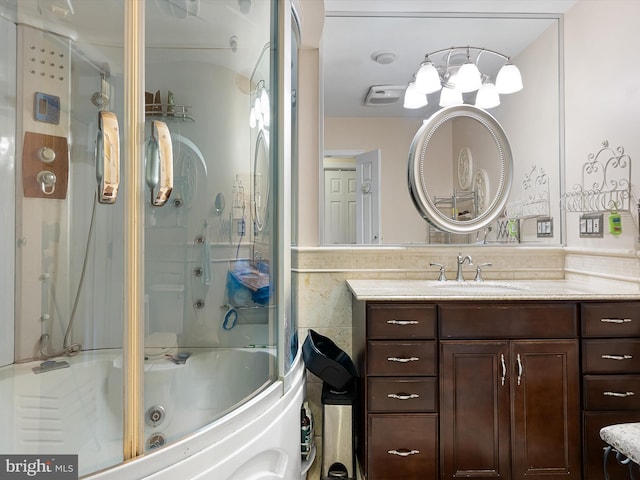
(582, 302), (640, 337)
(368, 414), (437, 480)
(583, 412), (640, 480)
(368, 377), (437, 412)
(367, 303), (436, 339)
(583, 375), (640, 410)
(368, 341), (436, 376)
(440, 302), (577, 339)
(583, 339), (640, 373)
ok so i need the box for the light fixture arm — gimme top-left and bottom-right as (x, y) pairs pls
(425, 46), (510, 64)
(445, 48), (454, 71)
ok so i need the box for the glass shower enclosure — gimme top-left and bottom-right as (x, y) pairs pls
(0, 0), (294, 476)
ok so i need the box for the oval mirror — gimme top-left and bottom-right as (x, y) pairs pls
(253, 129), (270, 232)
(408, 105), (513, 234)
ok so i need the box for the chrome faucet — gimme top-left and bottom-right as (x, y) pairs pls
(456, 252), (473, 281)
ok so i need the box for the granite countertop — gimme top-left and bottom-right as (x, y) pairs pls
(600, 423), (640, 465)
(347, 278), (640, 301)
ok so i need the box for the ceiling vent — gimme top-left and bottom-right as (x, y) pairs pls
(364, 85), (406, 106)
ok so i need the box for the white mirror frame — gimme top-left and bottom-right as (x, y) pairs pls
(408, 105), (513, 234)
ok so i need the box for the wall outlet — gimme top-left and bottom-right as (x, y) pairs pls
(579, 213), (604, 237)
(536, 217), (553, 237)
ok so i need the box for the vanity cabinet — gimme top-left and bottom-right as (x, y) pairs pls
(581, 302), (640, 480)
(351, 294), (640, 480)
(352, 302), (438, 480)
(352, 300), (581, 480)
(439, 303), (581, 480)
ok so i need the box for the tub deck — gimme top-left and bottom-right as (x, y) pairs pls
(0, 348), (277, 477)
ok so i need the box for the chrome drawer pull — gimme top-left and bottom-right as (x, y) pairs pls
(386, 320), (419, 326)
(387, 449), (420, 457)
(388, 393), (420, 400)
(604, 391), (635, 397)
(602, 354), (633, 361)
(387, 356), (419, 363)
(601, 318), (633, 323)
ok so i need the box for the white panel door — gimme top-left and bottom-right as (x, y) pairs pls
(356, 150), (381, 244)
(324, 169), (357, 244)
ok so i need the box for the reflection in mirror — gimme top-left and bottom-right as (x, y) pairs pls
(408, 105), (513, 237)
(250, 44), (272, 240)
(323, 149), (381, 245)
(215, 192), (225, 215)
(322, 13), (563, 245)
(253, 130), (269, 232)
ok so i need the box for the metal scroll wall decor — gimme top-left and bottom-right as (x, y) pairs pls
(562, 140), (631, 213)
(495, 165), (551, 243)
(505, 165), (550, 218)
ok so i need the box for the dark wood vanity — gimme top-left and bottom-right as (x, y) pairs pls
(581, 303), (640, 480)
(350, 282), (640, 480)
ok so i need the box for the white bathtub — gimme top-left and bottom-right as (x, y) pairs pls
(0, 348), (305, 479)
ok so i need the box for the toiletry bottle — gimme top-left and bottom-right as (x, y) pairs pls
(609, 207), (622, 235)
(301, 405), (311, 457)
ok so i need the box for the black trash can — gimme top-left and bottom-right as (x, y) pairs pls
(302, 330), (358, 480)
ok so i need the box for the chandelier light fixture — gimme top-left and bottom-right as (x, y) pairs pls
(404, 46), (523, 110)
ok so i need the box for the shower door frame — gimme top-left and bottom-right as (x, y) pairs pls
(117, 0), (295, 463)
(0, 16), (16, 368)
(122, 0), (145, 461)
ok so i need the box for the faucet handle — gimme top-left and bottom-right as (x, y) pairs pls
(430, 262), (447, 282)
(474, 263), (492, 282)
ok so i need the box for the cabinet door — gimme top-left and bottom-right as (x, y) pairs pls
(511, 340), (581, 480)
(440, 341), (511, 480)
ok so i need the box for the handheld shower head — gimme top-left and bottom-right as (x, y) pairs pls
(91, 91), (109, 108)
(91, 72), (110, 108)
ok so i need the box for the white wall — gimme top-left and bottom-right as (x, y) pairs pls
(496, 21), (561, 243)
(564, 0), (640, 252)
(297, 47), (321, 246)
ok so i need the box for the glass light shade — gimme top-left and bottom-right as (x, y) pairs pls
(456, 62), (482, 93)
(439, 85), (463, 107)
(475, 82), (500, 109)
(403, 82), (428, 109)
(415, 61), (441, 94)
(495, 64), (523, 94)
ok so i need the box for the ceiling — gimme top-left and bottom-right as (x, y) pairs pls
(3, 0), (271, 77)
(321, 0), (577, 118)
